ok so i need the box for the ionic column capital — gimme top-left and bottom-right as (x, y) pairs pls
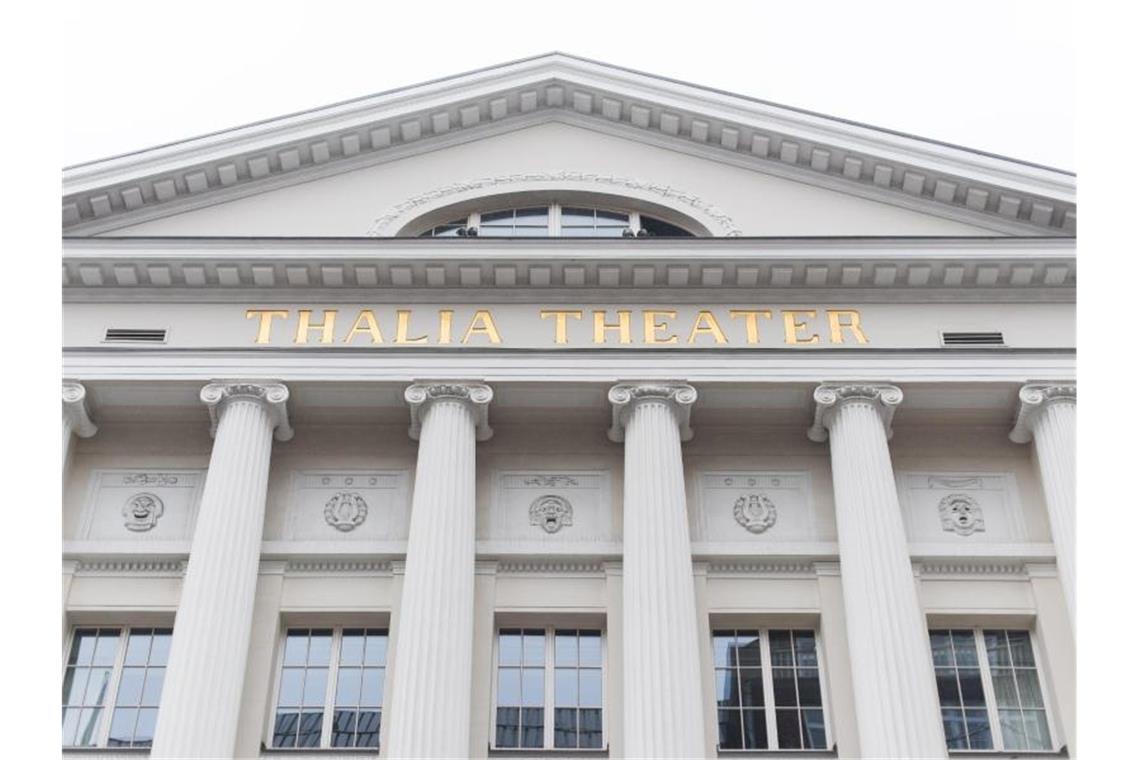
(808, 382), (903, 442)
(200, 381), (293, 441)
(607, 381), (697, 442)
(1009, 382), (1076, 443)
(404, 381), (493, 441)
(62, 380), (98, 438)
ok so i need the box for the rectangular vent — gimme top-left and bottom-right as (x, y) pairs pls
(104, 328), (168, 344)
(940, 331), (1005, 348)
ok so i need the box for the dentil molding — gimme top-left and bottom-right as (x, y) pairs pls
(808, 382), (904, 442)
(200, 381), (294, 441)
(404, 381), (493, 441)
(607, 381), (697, 442)
(62, 380), (98, 438)
(1009, 382), (1076, 443)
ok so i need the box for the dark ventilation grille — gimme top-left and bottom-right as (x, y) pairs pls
(940, 331), (1005, 348)
(103, 328), (168, 343)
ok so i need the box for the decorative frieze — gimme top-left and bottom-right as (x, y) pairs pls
(707, 560), (817, 576)
(896, 472), (1024, 543)
(493, 471), (610, 541)
(698, 472), (817, 542)
(73, 558), (186, 575)
(284, 559), (391, 574)
(80, 469), (204, 541)
(286, 472), (408, 541)
(496, 560), (606, 574)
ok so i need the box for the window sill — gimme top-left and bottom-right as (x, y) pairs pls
(261, 747), (380, 754)
(62, 749), (150, 754)
(717, 749), (837, 758)
(947, 749), (1068, 759)
(488, 746), (609, 757)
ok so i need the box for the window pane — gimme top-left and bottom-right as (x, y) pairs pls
(991, 667), (1018, 707)
(297, 710), (323, 747)
(283, 632), (308, 666)
(356, 709), (381, 747)
(561, 207), (593, 224)
(713, 632), (735, 667)
(482, 210), (514, 224)
(640, 215), (693, 237)
(958, 668), (986, 707)
(772, 667), (797, 706)
(798, 668), (822, 707)
(579, 631), (602, 666)
(776, 708), (803, 749)
(802, 708), (827, 749)
(942, 708), (968, 750)
(278, 669), (303, 706)
(331, 709), (356, 747)
(63, 667), (89, 706)
(116, 667), (144, 706)
(75, 707), (102, 747)
(339, 631), (365, 665)
(715, 669), (738, 707)
(520, 707), (544, 748)
(133, 707), (157, 747)
(736, 632), (763, 666)
(769, 630), (794, 667)
(951, 630), (978, 666)
(929, 631), (953, 667)
(999, 708), (1027, 750)
(124, 632), (151, 666)
(497, 668), (520, 705)
(364, 632), (388, 666)
(93, 634), (120, 666)
(522, 630), (545, 665)
(580, 707), (603, 748)
(739, 667), (765, 707)
(84, 668), (112, 706)
(149, 630), (172, 665)
(596, 210), (628, 224)
(361, 667), (384, 706)
(964, 708), (993, 750)
(308, 631), (333, 666)
(495, 706), (519, 748)
(272, 710), (298, 747)
(936, 668), (961, 706)
(141, 668), (165, 706)
(107, 708), (136, 746)
(1007, 631), (1036, 667)
(554, 706), (577, 748)
(302, 669), (328, 705)
(62, 707), (80, 746)
(555, 668), (577, 706)
(521, 667), (544, 706)
(580, 669), (602, 707)
(1024, 709), (1051, 750)
(984, 630), (1010, 667)
(794, 631), (819, 666)
(555, 631), (577, 666)
(1017, 669), (1044, 708)
(515, 207), (548, 221)
(499, 631), (522, 666)
(70, 630), (98, 665)
(742, 708), (769, 749)
(336, 667), (362, 705)
(718, 708), (743, 749)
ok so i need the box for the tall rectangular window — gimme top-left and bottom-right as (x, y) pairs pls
(494, 627), (605, 749)
(62, 627), (172, 748)
(713, 628), (829, 751)
(272, 627), (388, 749)
(929, 628), (1054, 752)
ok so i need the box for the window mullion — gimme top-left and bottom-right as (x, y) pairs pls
(320, 629), (341, 748)
(544, 626), (555, 748)
(550, 203), (561, 237)
(97, 627), (131, 748)
(975, 628), (1003, 751)
(629, 211), (641, 233)
(760, 629), (777, 749)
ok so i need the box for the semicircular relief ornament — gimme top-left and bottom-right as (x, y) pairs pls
(123, 492), (165, 532)
(529, 494), (573, 534)
(324, 492), (369, 532)
(938, 493), (985, 536)
(733, 493), (777, 534)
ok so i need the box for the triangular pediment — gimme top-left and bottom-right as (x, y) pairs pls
(62, 53), (1075, 237)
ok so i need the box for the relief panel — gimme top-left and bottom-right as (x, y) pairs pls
(285, 471), (410, 541)
(491, 472), (613, 542)
(896, 472), (1026, 543)
(696, 472), (818, 542)
(79, 470), (204, 541)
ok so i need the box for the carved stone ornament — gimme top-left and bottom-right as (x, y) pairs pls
(938, 493), (985, 536)
(62, 380), (98, 438)
(607, 382), (698, 442)
(122, 473), (180, 486)
(323, 492), (369, 532)
(404, 382), (494, 441)
(808, 383), (904, 442)
(200, 381), (293, 441)
(733, 493), (778, 534)
(529, 495), (574, 534)
(122, 492), (164, 532)
(1009, 382), (1076, 443)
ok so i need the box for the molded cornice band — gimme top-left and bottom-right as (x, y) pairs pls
(1009, 382), (1076, 443)
(607, 381), (697, 442)
(808, 382), (903, 442)
(404, 381), (494, 441)
(200, 381), (293, 441)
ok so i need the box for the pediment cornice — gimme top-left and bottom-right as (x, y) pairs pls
(62, 54), (1075, 236)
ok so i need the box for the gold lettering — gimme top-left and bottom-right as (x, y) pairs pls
(642, 310), (678, 344)
(593, 310), (632, 344)
(462, 309), (503, 344)
(438, 310), (454, 345)
(343, 309), (384, 344)
(782, 310), (820, 345)
(294, 309), (337, 344)
(827, 309), (869, 344)
(246, 309), (288, 344)
(540, 309), (583, 344)
(687, 310), (728, 344)
(729, 309), (773, 344)
(395, 309), (428, 344)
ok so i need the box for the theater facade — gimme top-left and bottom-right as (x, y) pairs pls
(61, 54), (1076, 758)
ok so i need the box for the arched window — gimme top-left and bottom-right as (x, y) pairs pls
(411, 201), (698, 238)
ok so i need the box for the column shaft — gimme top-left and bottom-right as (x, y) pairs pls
(385, 387), (487, 758)
(1029, 400), (1076, 618)
(612, 385), (705, 757)
(151, 384), (289, 758)
(814, 387), (946, 759)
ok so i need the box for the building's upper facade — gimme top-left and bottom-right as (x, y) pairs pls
(62, 54), (1075, 759)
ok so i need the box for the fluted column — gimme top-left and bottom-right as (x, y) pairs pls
(608, 382), (705, 758)
(62, 380), (97, 476)
(151, 381), (292, 759)
(1010, 383), (1076, 622)
(809, 383), (946, 759)
(384, 382), (492, 758)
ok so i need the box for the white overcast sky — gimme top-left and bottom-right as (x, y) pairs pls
(62, 0), (1075, 170)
